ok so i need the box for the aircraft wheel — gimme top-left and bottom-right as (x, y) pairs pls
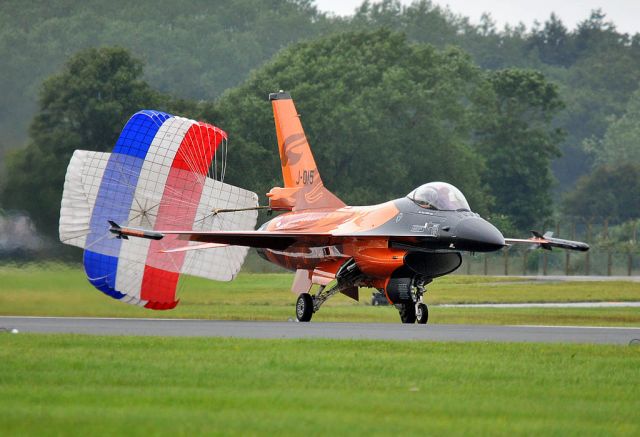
(398, 303), (416, 324)
(296, 293), (314, 322)
(416, 303), (428, 324)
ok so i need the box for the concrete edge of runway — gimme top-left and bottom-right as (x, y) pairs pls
(1, 316), (639, 345)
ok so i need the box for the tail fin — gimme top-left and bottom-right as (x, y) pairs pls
(267, 91), (345, 211)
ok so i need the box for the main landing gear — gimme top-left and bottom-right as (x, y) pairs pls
(416, 302), (429, 324)
(295, 281), (353, 322)
(295, 271), (431, 325)
(396, 278), (429, 324)
(296, 293), (314, 322)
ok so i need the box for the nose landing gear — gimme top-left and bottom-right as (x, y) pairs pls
(398, 303), (416, 323)
(415, 302), (428, 324)
(396, 278), (430, 324)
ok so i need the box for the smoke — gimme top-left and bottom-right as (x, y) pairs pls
(0, 210), (45, 254)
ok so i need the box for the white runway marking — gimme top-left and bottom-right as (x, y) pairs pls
(515, 325), (640, 330)
(499, 275), (640, 282)
(437, 302), (640, 308)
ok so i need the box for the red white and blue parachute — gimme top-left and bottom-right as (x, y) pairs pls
(59, 111), (258, 309)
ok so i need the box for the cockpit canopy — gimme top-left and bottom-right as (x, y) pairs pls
(407, 182), (470, 211)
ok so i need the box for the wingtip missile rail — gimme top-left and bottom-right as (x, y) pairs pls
(504, 231), (589, 252)
(530, 230), (590, 252)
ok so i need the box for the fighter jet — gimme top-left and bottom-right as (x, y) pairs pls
(111, 92), (589, 324)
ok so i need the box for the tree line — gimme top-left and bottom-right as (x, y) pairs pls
(1, 1), (639, 190)
(0, 0), (639, 245)
(1, 31), (563, 238)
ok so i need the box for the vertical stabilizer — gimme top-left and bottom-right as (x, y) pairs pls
(268, 92), (345, 210)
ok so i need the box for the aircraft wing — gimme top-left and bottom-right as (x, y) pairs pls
(109, 222), (337, 250)
(504, 231), (589, 252)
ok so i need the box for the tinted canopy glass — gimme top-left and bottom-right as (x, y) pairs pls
(407, 182), (470, 211)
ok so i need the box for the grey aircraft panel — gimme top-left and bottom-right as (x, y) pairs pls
(1, 317), (639, 344)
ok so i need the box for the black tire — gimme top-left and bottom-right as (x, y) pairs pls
(416, 303), (428, 324)
(296, 293), (314, 322)
(398, 303), (416, 324)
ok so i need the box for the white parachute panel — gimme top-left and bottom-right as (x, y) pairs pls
(59, 150), (110, 248)
(183, 179), (259, 281)
(115, 117), (195, 301)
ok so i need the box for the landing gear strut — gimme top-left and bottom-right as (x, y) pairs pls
(295, 260), (362, 322)
(396, 278), (430, 324)
(295, 281), (354, 322)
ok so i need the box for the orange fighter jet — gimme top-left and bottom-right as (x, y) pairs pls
(111, 92), (589, 323)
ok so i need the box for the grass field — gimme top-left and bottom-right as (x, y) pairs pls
(0, 334), (638, 436)
(1, 264), (639, 325)
(2, 266), (639, 436)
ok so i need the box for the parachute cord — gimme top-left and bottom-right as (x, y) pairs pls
(221, 137), (228, 183)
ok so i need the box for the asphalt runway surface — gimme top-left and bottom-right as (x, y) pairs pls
(1, 316), (639, 344)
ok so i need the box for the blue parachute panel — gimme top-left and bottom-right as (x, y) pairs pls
(83, 111), (173, 298)
(113, 110), (172, 158)
(83, 250), (125, 299)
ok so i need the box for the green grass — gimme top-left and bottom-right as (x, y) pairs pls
(1, 264), (639, 326)
(0, 334), (638, 436)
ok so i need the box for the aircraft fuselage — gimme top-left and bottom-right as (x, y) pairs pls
(257, 197), (505, 277)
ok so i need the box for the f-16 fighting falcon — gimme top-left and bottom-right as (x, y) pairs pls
(60, 92), (588, 323)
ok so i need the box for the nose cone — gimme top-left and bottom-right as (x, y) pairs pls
(454, 217), (505, 252)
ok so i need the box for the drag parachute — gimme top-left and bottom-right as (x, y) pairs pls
(59, 110), (258, 309)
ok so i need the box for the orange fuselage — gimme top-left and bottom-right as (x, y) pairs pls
(258, 201), (406, 282)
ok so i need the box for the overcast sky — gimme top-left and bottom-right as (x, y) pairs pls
(314, 0), (640, 35)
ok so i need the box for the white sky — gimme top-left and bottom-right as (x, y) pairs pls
(314, 0), (640, 35)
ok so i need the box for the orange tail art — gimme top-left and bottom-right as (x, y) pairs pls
(267, 92), (345, 211)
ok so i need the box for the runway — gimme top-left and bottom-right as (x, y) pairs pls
(1, 316), (639, 344)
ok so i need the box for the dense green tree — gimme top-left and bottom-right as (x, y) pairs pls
(460, 15), (531, 71)
(204, 29), (493, 212)
(3, 0), (640, 242)
(3, 0), (640, 201)
(1, 47), (172, 236)
(527, 13), (572, 66)
(0, 0), (334, 155)
(563, 164), (640, 222)
(2, 29), (570, 241)
(526, 11), (640, 189)
(584, 88), (640, 166)
(352, 0), (465, 48)
(350, 5), (640, 192)
(552, 30), (640, 187)
(474, 69), (564, 230)
(572, 9), (623, 57)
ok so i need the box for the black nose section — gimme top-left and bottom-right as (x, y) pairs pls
(454, 217), (505, 252)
